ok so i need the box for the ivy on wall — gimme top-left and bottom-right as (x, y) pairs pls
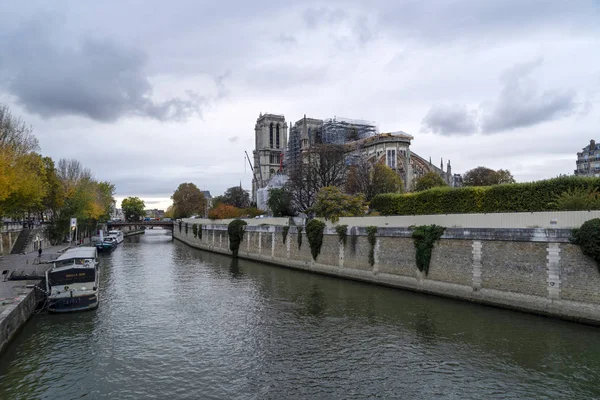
(227, 220), (248, 258)
(571, 218), (600, 273)
(336, 225), (348, 246)
(350, 227), (358, 255)
(282, 226), (290, 244)
(366, 226), (378, 266)
(179, 221), (182, 232)
(199, 224), (203, 240)
(185, 223), (188, 235)
(297, 226), (303, 249)
(412, 225), (445, 276)
(306, 219), (326, 261)
(192, 224), (198, 238)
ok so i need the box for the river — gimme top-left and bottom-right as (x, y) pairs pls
(0, 230), (599, 399)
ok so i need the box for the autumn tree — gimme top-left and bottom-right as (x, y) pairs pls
(346, 160), (403, 200)
(208, 203), (243, 219)
(463, 166), (515, 186)
(267, 187), (295, 217)
(414, 172), (448, 192)
(311, 186), (366, 223)
(122, 197), (146, 222)
(222, 186), (250, 208)
(171, 182), (207, 218)
(369, 164), (403, 200)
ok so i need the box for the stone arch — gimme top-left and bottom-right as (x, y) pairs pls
(269, 123), (274, 148)
(276, 124), (280, 148)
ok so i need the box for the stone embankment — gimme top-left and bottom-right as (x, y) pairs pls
(0, 244), (69, 355)
(174, 220), (600, 325)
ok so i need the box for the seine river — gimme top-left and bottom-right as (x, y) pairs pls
(1, 230), (599, 399)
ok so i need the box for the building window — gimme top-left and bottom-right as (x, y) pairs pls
(276, 124), (280, 148)
(386, 149), (396, 169)
(270, 152), (280, 164)
(269, 123), (274, 148)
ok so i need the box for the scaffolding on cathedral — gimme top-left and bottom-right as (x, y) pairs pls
(321, 116), (379, 145)
(286, 124), (302, 174)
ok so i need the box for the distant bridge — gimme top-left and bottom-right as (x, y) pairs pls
(107, 221), (174, 230)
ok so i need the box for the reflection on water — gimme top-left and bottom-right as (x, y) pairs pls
(0, 229), (599, 399)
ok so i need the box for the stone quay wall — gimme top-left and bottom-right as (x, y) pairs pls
(173, 223), (600, 325)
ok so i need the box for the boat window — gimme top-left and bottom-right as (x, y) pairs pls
(49, 268), (96, 286)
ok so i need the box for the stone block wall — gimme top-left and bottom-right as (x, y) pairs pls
(174, 223), (600, 325)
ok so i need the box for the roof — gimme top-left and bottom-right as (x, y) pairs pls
(202, 190), (212, 199)
(55, 247), (97, 261)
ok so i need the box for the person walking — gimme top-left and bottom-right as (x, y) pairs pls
(38, 246), (42, 260)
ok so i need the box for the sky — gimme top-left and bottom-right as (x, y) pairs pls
(1, 1), (599, 210)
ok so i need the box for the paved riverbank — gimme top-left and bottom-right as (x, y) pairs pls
(0, 244), (71, 355)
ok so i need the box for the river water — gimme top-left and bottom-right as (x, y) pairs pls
(1, 230), (599, 399)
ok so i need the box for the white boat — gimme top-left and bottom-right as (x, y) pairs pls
(46, 247), (99, 313)
(107, 230), (124, 244)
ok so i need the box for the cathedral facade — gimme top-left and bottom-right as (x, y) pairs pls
(252, 113), (456, 203)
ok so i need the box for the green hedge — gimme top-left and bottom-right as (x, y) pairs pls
(371, 176), (600, 215)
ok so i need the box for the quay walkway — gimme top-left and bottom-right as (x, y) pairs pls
(0, 243), (77, 354)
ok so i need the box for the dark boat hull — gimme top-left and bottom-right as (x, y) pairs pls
(48, 294), (99, 313)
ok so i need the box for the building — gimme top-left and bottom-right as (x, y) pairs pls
(251, 112), (456, 202)
(575, 139), (600, 177)
(252, 113), (288, 202)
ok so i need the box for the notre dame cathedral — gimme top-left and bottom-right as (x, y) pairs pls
(252, 112), (459, 203)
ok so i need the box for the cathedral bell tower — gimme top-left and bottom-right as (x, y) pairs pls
(252, 113), (288, 202)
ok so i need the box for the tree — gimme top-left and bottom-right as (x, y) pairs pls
(164, 205), (175, 218)
(208, 203), (243, 219)
(495, 169), (516, 184)
(267, 187), (295, 217)
(311, 186), (366, 223)
(171, 182), (207, 218)
(122, 197), (146, 222)
(288, 144), (347, 213)
(345, 160), (403, 200)
(414, 172), (448, 192)
(222, 186), (250, 208)
(345, 161), (371, 196)
(462, 166), (515, 186)
(368, 164), (403, 200)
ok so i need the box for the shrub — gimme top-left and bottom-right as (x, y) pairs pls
(312, 186), (366, 223)
(572, 218), (600, 272)
(412, 225), (445, 276)
(297, 226), (303, 249)
(227, 219), (247, 258)
(192, 224), (198, 238)
(199, 224), (203, 240)
(306, 219), (326, 260)
(366, 226), (377, 266)
(282, 226), (289, 244)
(553, 188), (600, 211)
(371, 176), (600, 215)
(209, 204), (244, 219)
(336, 224), (348, 245)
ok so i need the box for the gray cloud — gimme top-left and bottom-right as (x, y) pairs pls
(276, 34), (298, 46)
(0, 17), (206, 122)
(423, 60), (579, 136)
(480, 59), (577, 132)
(303, 7), (348, 29)
(421, 104), (478, 135)
(228, 136), (239, 143)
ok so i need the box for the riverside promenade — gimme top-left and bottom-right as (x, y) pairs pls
(0, 244), (72, 354)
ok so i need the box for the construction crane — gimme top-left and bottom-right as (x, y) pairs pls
(244, 151), (262, 187)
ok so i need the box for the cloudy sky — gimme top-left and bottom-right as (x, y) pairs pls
(1, 1), (599, 209)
